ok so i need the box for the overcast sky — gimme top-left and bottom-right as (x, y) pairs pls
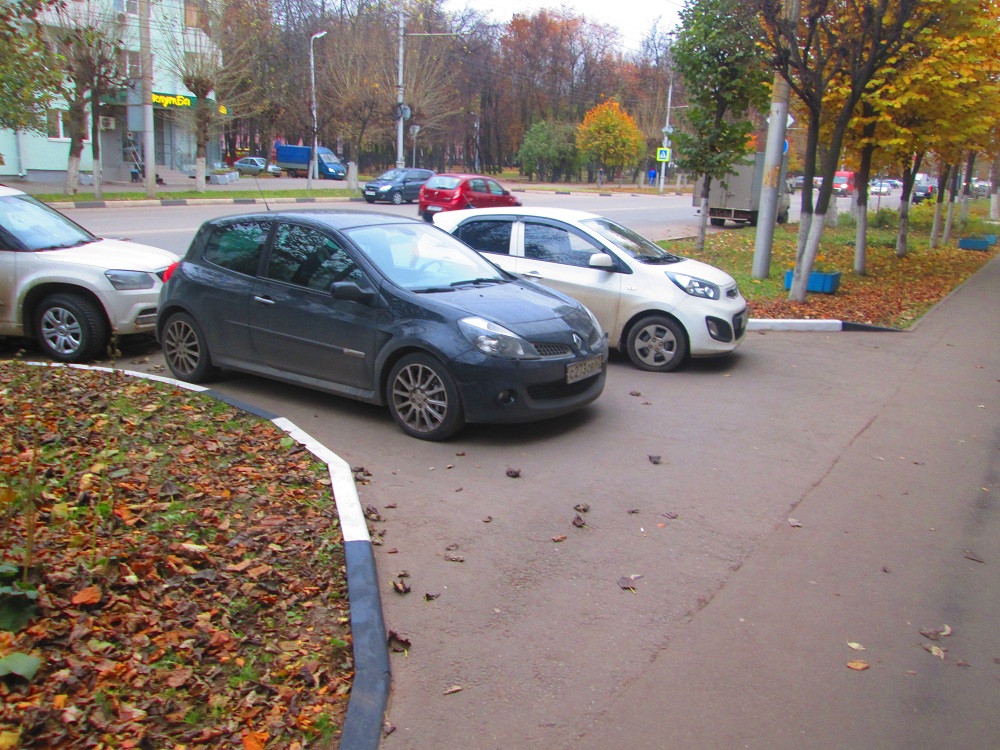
(448, 0), (683, 52)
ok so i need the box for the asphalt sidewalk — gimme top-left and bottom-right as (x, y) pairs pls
(571, 254), (1000, 749)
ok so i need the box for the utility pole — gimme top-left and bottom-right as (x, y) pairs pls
(658, 73), (674, 195)
(752, 0), (801, 279)
(138, 0), (155, 198)
(396, 4), (405, 168)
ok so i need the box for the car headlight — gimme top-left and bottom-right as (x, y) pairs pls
(459, 317), (540, 359)
(581, 306), (605, 347)
(667, 273), (720, 300)
(378, 185), (392, 192)
(105, 270), (155, 290)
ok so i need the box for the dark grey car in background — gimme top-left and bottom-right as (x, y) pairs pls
(157, 210), (607, 440)
(363, 169), (435, 205)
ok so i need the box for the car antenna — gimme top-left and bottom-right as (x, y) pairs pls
(253, 172), (271, 211)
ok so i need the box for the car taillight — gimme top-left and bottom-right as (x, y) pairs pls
(162, 262), (180, 282)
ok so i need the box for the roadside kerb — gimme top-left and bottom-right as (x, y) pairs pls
(39, 362), (391, 750)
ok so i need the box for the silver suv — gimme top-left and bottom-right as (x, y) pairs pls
(0, 185), (178, 362)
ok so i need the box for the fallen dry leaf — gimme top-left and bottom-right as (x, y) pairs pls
(922, 643), (947, 659)
(574, 503), (590, 513)
(505, 468), (521, 478)
(70, 585), (102, 606)
(848, 642), (866, 651)
(846, 660), (870, 671)
(648, 455), (662, 465)
(551, 535), (567, 543)
(572, 514), (586, 528)
(443, 685), (463, 695)
(788, 517), (802, 528)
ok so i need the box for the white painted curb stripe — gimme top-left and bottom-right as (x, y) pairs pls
(747, 319), (844, 331)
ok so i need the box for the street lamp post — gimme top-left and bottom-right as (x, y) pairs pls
(309, 30), (327, 190)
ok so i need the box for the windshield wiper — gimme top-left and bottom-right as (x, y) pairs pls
(412, 286), (456, 293)
(450, 277), (506, 287)
(35, 238), (92, 251)
(639, 255), (681, 265)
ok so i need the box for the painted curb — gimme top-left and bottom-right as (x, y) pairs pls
(34, 363), (390, 750)
(748, 319), (905, 332)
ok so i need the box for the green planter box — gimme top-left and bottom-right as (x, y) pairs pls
(784, 269), (841, 294)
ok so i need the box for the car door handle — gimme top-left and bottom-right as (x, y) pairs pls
(253, 295), (276, 305)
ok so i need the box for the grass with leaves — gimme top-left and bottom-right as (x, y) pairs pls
(0, 361), (351, 748)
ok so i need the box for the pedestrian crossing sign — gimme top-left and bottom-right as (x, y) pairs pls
(657, 148), (671, 162)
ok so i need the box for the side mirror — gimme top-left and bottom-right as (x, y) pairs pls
(330, 281), (377, 306)
(589, 253), (615, 270)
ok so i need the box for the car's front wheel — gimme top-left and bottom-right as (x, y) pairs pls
(391, 190), (404, 205)
(387, 353), (464, 440)
(35, 293), (109, 363)
(162, 311), (219, 383)
(626, 315), (688, 372)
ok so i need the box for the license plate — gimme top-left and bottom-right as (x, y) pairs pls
(363, 189), (375, 195)
(566, 355), (603, 384)
(426, 205), (442, 213)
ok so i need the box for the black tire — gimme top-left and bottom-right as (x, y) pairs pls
(777, 207), (789, 224)
(625, 315), (688, 373)
(422, 212), (434, 223)
(710, 218), (725, 227)
(287, 169), (299, 178)
(387, 353), (464, 441)
(35, 293), (108, 363)
(161, 311), (219, 383)
(363, 195), (376, 204)
(391, 190), (404, 205)
(748, 211), (759, 227)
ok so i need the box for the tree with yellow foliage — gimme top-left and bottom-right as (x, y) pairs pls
(575, 100), (645, 187)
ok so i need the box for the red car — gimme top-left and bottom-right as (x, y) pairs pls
(418, 173), (521, 222)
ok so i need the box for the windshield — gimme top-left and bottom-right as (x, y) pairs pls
(376, 170), (404, 181)
(318, 153), (342, 165)
(581, 217), (681, 263)
(0, 194), (97, 251)
(345, 223), (507, 291)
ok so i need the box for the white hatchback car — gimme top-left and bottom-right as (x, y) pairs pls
(434, 207), (748, 372)
(0, 185), (178, 362)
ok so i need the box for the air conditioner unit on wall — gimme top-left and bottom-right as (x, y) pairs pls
(99, 116), (116, 131)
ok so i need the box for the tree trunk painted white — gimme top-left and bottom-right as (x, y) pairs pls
(930, 201), (943, 248)
(896, 198), (911, 258)
(195, 156), (207, 193)
(992, 191), (999, 221)
(94, 159), (103, 201)
(788, 210), (825, 302)
(65, 156), (81, 195)
(959, 193), (970, 224)
(824, 206), (839, 227)
(854, 207), (867, 275)
(696, 195), (710, 253)
(943, 197), (956, 244)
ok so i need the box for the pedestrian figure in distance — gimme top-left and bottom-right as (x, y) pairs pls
(598, 167), (604, 187)
(649, 167), (656, 187)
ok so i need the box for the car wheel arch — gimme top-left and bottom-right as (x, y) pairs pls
(617, 309), (687, 352)
(376, 343), (463, 407)
(22, 282), (109, 340)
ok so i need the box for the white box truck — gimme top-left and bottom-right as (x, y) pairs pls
(693, 152), (790, 227)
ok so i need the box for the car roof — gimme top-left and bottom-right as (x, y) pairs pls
(434, 206), (601, 227)
(204, 209), (425, 231)
(432, 173), (496, 180)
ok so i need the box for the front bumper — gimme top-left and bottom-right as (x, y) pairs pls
(448, 348), (607, 425)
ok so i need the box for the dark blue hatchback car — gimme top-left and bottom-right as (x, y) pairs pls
(157, 211), (607, 440)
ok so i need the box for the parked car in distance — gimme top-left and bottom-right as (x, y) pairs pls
(418, 174), (521, 222)
(363, 168), (434, 205)
(434, 207), (748, 373)
(912, 178), (935, 204)
(832, 171), (855, 196)
(970, 179), (990, 198)
(0, 184), (178, 362)
(267, 162), (282, 177)
(233, 156), (268, 176)
(157, 210), (607, 440)
(870, 180), (892, 195)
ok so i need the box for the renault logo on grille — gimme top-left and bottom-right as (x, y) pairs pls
(572, 333), (584, 351)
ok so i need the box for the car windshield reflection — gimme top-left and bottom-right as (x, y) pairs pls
(581, 218), (681, 263)
(0, 194), (97, 251)
(345, 224), (506, 291)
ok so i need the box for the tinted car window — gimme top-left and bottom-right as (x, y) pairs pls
(455, 220), (513, 255)
(523, 222), (602, 268)
(267, 223), (361, 290)
(203, 220), (271, 276)
(468, 179), (488, 193)
(486, 179), (506, 196)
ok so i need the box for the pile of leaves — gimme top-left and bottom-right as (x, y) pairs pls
(0, 361), (350, 749)
(671, 220), (999, 328)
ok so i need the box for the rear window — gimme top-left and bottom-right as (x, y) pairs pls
(203, 220), (271, 276)
(425, 176), (461, 190)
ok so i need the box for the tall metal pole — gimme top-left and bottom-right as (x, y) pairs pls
(138, 0), (155, 198)
(309, 30), (326, 191)
(658, 73), (673, 195)
(396, 5), (406, 168)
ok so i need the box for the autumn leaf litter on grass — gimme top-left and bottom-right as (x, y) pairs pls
(0, 361), (351, 747)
